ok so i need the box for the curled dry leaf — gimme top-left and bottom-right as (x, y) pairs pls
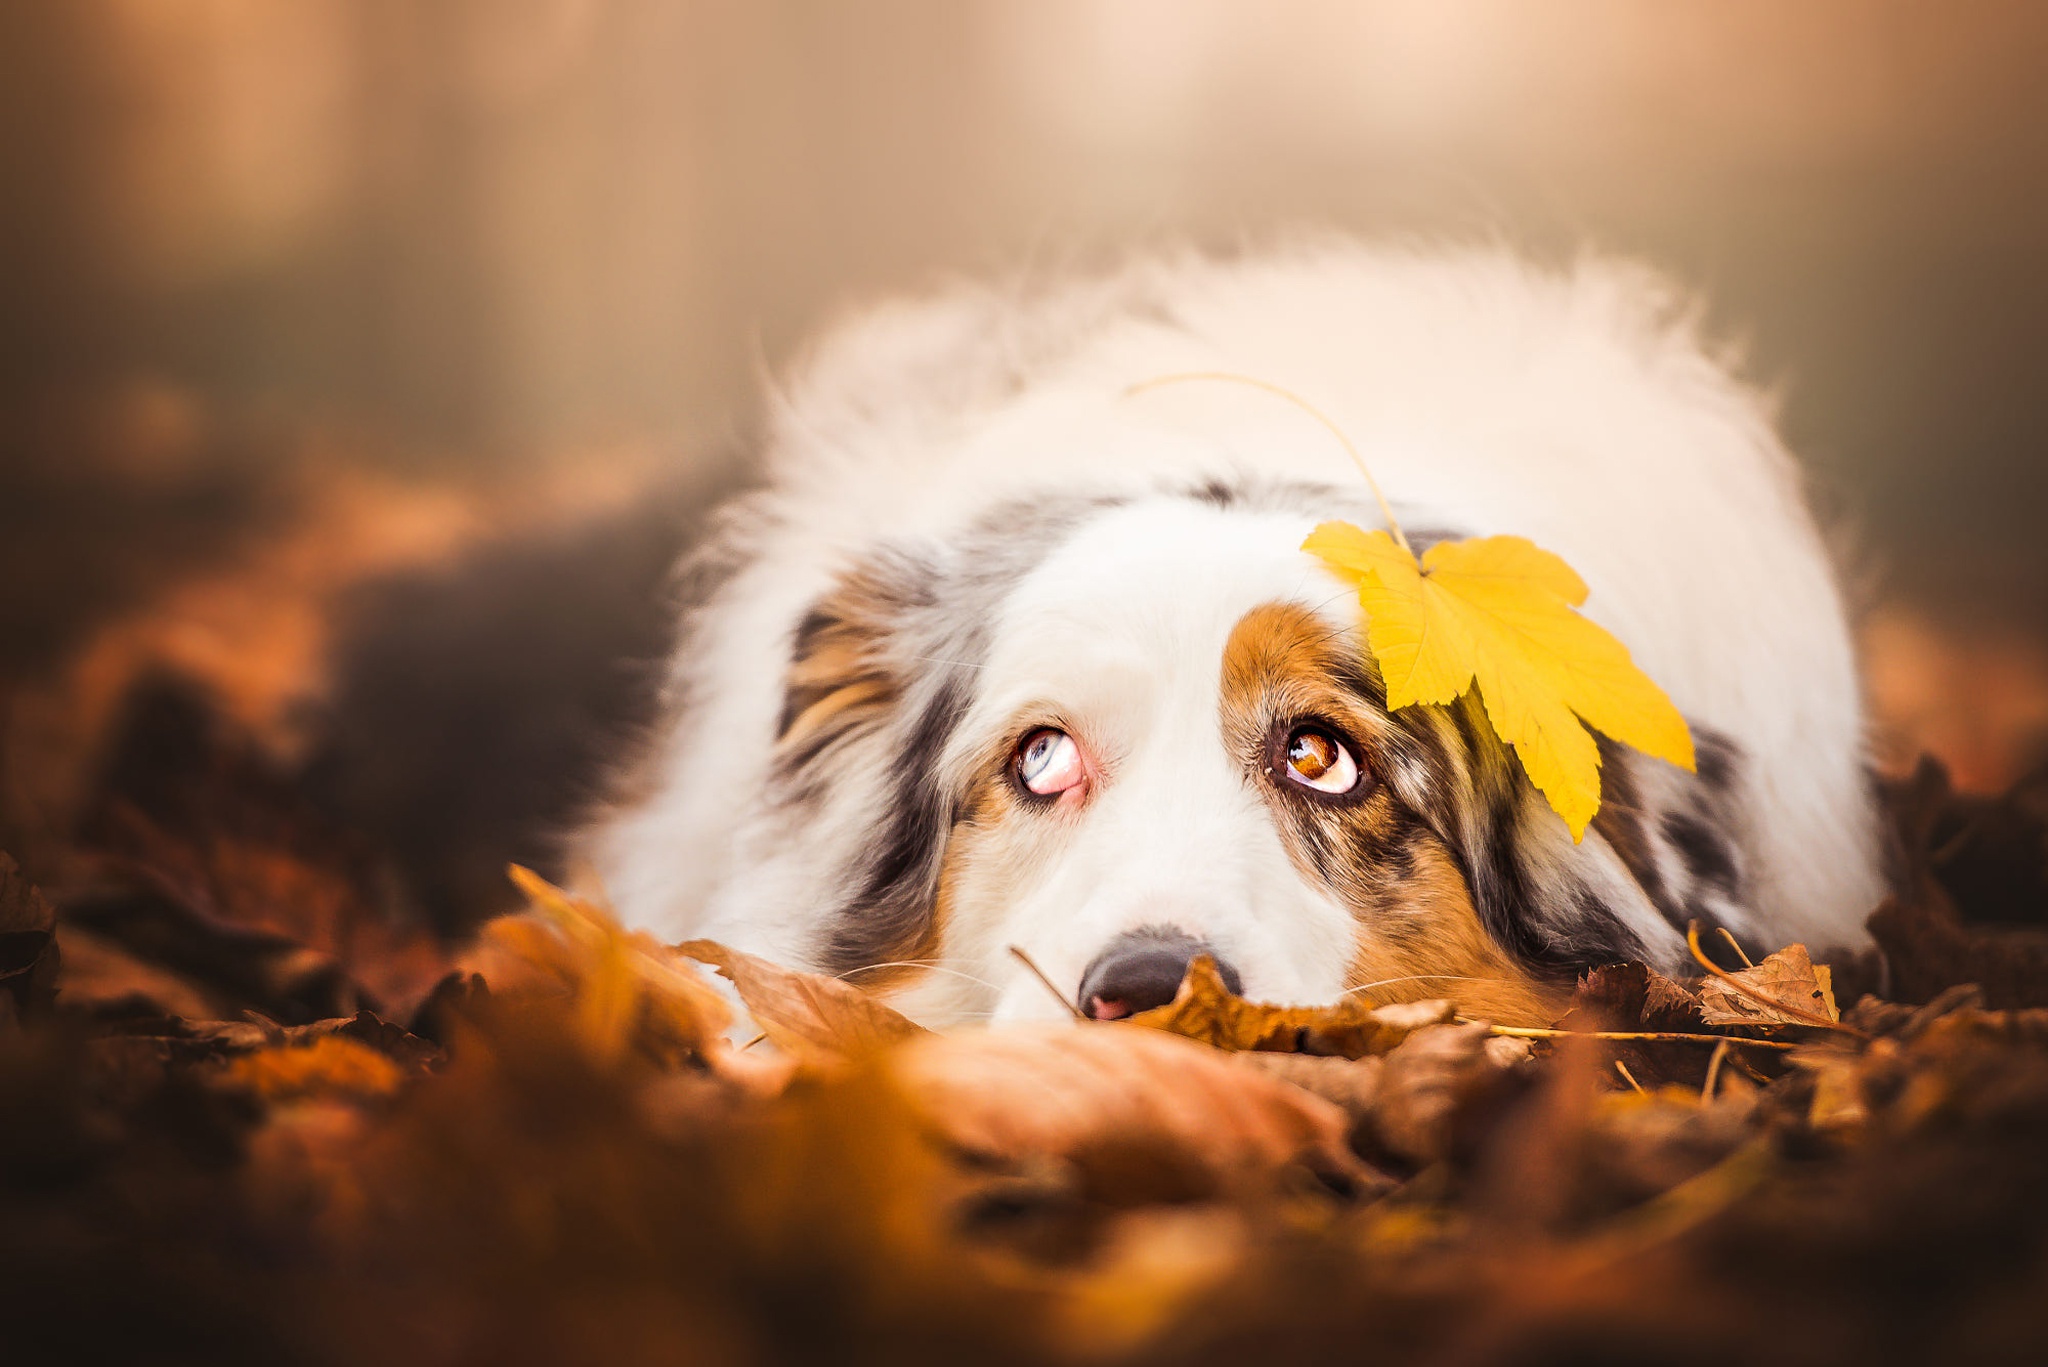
(1562, 960), (1704, 1033)
(891, 1022), (1382, 1202)
(486, 866), (735, 1067)
(1698, 943), (1840, 1028)
(676, 938), (930, 1062)
(1128, 955), (1453, 1058)
(1368, 1021), (1509, 1165)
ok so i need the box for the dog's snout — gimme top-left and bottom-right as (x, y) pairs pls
(1077, 928), (1241, 1021)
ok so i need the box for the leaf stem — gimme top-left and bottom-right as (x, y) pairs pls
(1124, 371), (1413, 555)
(1463, 1019), (1798, 1052)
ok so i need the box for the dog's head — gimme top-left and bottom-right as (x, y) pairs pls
(764, 482), (1747, 1027)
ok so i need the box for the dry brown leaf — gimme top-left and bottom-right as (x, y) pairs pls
(489, 866), (734, 1065)
(891, 1022), (1381, 1201)
(1794, 1045), (1875, 1138)
(1052, 1207), (1248, 1358)
(226, 1035), (409, 1103)
(1870, 758), (2048, 1009)
(49, 923), (223, 1020)
(1369, 1021), (1505, 1165)
(0, 852), (60, 1020)
(676, 938), (929, 1061)
(1698, 943), (1840, 1027)
(1231, 1051), (1386, 1124)
(1127, 955), (1453, 1058)
(1561, 960), (1704, 1032)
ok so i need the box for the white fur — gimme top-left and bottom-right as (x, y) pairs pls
(584, 241), (1885, 1023)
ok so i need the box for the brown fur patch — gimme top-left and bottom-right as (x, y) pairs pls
(1220, 601), (1567, 1026)
(775, 565), (912, 766)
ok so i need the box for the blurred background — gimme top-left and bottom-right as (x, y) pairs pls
(4, 1), (2046, 938)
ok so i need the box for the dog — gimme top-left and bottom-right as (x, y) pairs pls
(582, 241), (1886, 1028)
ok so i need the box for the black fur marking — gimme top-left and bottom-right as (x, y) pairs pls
(821, 670), (973, 974)
(1662, 811), (1740, 891)
(1695, 732), (1738, 790)
(1590, 724), (1751, 947)
(789, 604), (840, 663)
(1591, 736), (1666, 912)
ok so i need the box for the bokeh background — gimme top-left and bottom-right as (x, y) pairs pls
(5, 1), (2046, 931)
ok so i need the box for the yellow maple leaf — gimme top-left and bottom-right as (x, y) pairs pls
(1302, 521), (1695, 840)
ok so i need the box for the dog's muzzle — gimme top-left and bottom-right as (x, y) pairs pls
(1077, 927), (1242, 1020)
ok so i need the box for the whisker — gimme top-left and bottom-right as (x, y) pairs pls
(1342, 973), (1507, 997)
(903, 654), (987, 671)
(836, 961), (1006, 994)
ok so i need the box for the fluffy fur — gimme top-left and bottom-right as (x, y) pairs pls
(583, 241), (1886, 1027)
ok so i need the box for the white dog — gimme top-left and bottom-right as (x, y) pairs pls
(583, 241), (1885, 1027)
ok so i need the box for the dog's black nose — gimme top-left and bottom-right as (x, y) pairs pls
(1077, 928), (1242, 1021)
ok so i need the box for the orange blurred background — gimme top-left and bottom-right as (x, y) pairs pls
(4, 2), (2045, 923)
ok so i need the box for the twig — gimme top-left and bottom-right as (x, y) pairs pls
(1124, 371), (1413, 555)
(1464, 1020), (1797, 1052)
(1007, 945), (1088, 1022)
(1685, 921), (1864, 1037)
(1702, 1038), (1731, 1101)
(1614, 1060), (1647, 1094)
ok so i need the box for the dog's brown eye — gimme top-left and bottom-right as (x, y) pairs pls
(1282, 727), (1362, 795)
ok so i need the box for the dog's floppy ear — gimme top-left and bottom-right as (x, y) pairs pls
(1393, 698), (1748, 974)
(776, 558), (926, 768)
(769, 550), (973, 974)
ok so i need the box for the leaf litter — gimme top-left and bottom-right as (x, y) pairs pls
(6, 750), (2048, 1364)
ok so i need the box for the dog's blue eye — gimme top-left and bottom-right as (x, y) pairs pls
(1283, 727), (1362, 795)
(1016, 728), (1085, 796)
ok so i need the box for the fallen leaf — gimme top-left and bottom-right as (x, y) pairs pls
(1127, 955), (1452, 1057)
(1367, 1021), (1506, 1165)
(226, 1035), (409, 1103)
(1303, 521), (1695, 838)
(1560, 960), (1704, 1033)
(0, 852), (60, 1020)
(1052, 1207), (1248, 1357)
(1698, 943), (1840, 1027)
(73, 679), (452, 1015)
(490, 866), (735, 1065)
(1231, 1051), (1386, 1122)
(48, 923), (223, 1020)
(1869, 758), (2048, 1008)
(891, 1023), (1381, 1201)
(1793, 1044), (1874, 1138)
(282, 1009), (445, 1072)
(676, 938), (929, 1061)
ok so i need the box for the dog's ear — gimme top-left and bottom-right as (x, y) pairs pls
(1393, 699), (1748, 974)
(775, 559), (926, 768)
(769, 551), (972, 974)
